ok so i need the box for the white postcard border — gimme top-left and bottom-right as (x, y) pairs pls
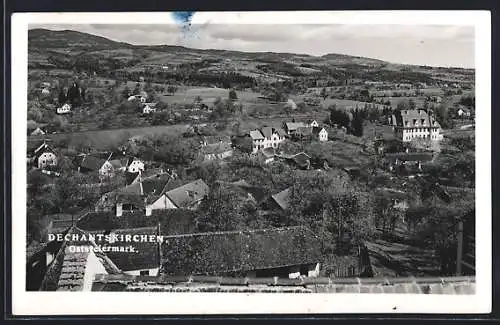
(11, 10), (491, 315)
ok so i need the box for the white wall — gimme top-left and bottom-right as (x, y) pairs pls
(37, 152), (57, 168)
(82, 250), (108, 292)
(124, 267), (159, 276)
(307, 263), (321, 278)
(149, 195), (177, 210)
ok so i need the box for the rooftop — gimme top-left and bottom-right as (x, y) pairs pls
(160, 226), (322, 276)
(92, 274), (476, 294)
(164, 179), (209, 208)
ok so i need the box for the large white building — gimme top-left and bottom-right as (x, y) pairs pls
(392, 109), (442, 142)
(249, 127), (287, 153)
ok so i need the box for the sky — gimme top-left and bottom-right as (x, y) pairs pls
(30, 23), (475, 68)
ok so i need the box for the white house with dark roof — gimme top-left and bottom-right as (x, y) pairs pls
(391, 109), (442, 142)
(249, 127), (286, 153)
(142, 103), (157, 114)
(147, 179), (209, 213)
(312, 127), (328, 142)
(31, 141), (58, 169)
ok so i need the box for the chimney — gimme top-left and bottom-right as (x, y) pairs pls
(145, 206), (152, 216)
(116, 203), (123, 217)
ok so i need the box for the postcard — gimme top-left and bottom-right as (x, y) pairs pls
(11, 10), (491, 315)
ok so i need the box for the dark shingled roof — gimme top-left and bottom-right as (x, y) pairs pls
(160, 226), (322, 276)
(295, 126), (313, 137)
(41, 226), (121, 291)
(271, 188), (292, 210)
(125, 171), (140, 186)
(94, 227), (161, 272)
(79, 154), (108, 171)
(77, 209), (199, 236)
(165, 179), (209, 208)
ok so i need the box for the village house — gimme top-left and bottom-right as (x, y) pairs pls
(312, 127), (328, 142)
(128, 94), (147, 103)
(307, 119), (320, 128)
(276, 152), (311, 170)
(37, 225), (160, 291)
(160, 226), (322, 279)
(249, 127), (286, 153)
(38, 223), (323, 291)
(146, 179), (209, 213)
(391, 109), (442, 142)
(41, 88), (50, 95)
(200, 139), (233, 161)
(30, 127), (46, 136)
(269, 187), (292, 211)
(75, 152), (114, 179)
(385, 152), (435, 173)
(282, 121), (308, 136)
(56, 103), (71, 115)
(257, 147), (276, 164)
(142, 103), (157, 115)
(30, 141), (58, 169)
(108, 155), (145, 174)
(457, 107), (472, 118)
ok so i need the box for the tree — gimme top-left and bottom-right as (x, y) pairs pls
(58, 88), (67, 105)
(196, 185), (248, 232)
(167, 85), (178, 95)
(328, 106), (350, 129)
(228, 89), (238, 101)
(320, 87), (328, 100)
(351, 109), (364, 137)
(408, 98), (416, 110)
(122, 86), (131, 99)
(67, 82), (81, 106)
(434, 103), (454, 129)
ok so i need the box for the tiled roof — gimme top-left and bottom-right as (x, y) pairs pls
(125, 171), (140, 186)
(312, 127), (326, 135)
(160, 226), (321, 276)
(285, 122), (308, 131)
(33, 143), (55, 159)
(394, 109), (441, 129)
(292, 152), (312, 168)
(93, 227), (161, 272)
(249, 130), (264, 140)
(165, 179), (209, 209)
(295, 126), (313, 136)
(275, 128), (288, 137)
(92, 275), (476, 294)
(77, 209), (199, 236)
(261, 147), (276, 158)
(42, 226), (121, 291)
(271, 188), (292, 210)
(261, 126), (273, 139)
(79, 154), (108, 171)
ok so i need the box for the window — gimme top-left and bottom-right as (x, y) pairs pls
(140, 270), (149, 276)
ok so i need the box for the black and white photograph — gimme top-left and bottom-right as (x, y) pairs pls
(11, 11), (491, 315)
